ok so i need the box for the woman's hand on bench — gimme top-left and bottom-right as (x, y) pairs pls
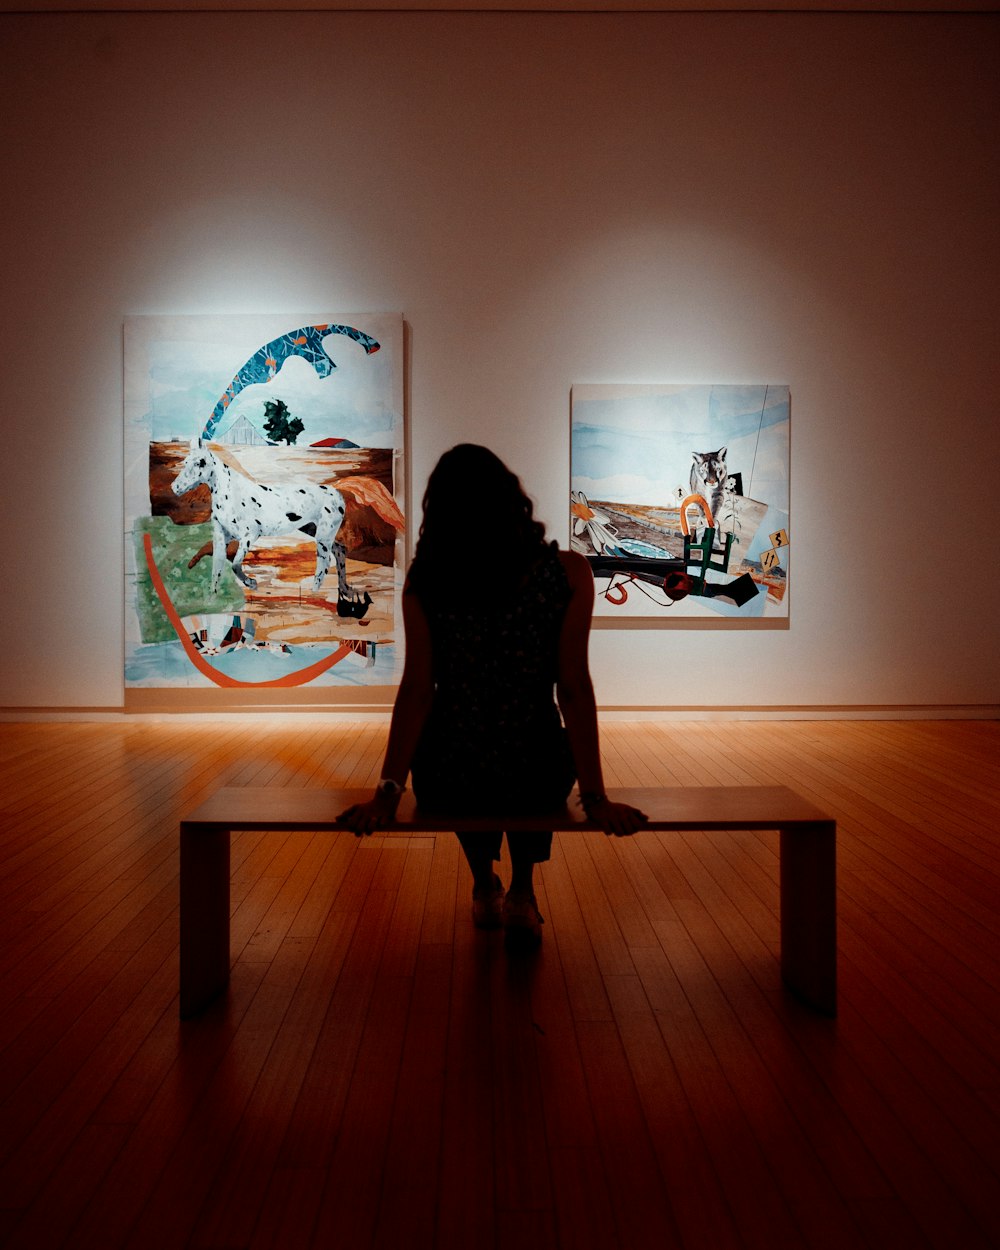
(337, 792), (400, 837)
(583, 795), (649, 838)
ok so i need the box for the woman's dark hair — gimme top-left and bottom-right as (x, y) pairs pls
(407, 444), (548, 599)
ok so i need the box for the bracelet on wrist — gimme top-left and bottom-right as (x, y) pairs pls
(579, 790), (608, 815)
(376, 777), (406, 800)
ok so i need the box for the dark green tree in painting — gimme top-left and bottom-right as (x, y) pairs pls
(262, 399), (305, 445)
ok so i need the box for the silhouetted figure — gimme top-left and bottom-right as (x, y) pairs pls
(338, 444), (646, 949)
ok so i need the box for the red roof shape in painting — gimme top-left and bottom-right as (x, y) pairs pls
(311, 437), (360, 449)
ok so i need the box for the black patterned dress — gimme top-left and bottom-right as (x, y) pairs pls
(410, 542), (576, 826)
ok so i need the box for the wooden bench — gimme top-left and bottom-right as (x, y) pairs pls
(179, 785), (837, 1019)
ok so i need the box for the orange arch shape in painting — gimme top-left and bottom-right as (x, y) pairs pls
(678, 493), (715, 534)
(142, 532), (352, 688)
(605, 581), (630, 605)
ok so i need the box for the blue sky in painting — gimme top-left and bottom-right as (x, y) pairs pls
(572, 383), (789, 510)
(141, 323), (399, 447)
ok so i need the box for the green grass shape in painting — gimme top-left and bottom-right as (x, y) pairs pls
(134, 516), (244, 644)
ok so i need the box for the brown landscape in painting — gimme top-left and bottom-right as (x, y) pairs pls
(576, 498), (784, 605)
(150, 441), (399, 564)
(148, 441), (402, 645)
(202, 541), (397, 643)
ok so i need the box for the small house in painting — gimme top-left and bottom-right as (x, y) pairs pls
(221, 414), (269, 445)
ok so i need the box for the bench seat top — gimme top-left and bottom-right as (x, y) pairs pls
(180, 784), (833, 833)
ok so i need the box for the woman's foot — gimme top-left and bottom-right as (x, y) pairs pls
(502, 890), (544, 952)
(472, 874), (505, 929)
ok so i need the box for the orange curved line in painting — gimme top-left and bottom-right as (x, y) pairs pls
(142, 533), (352, 688)
(679, 493), (714, 534)
(605, 581), (630, 605)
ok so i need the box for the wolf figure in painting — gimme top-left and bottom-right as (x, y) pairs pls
(171, 442), (362, 606)
(689, 447), (729, 526)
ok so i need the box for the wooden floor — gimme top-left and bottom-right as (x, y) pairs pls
(0, 719), (998, 1250)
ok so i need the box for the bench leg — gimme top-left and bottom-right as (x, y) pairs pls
(779, 821), (837, 1016)
(180, 821), (231, 1018)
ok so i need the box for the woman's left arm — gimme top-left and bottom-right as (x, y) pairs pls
(337, 589), (434, 835)
(555, 550), (647, 838)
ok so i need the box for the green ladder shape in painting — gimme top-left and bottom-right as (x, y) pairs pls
(683, 527), (734, 596)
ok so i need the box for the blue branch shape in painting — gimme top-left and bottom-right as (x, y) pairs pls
(201, 323), (381, 440)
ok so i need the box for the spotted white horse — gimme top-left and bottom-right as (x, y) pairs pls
(171, 442), (365, 608)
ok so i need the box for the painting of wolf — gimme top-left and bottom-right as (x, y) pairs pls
(571, 383), (789, 621)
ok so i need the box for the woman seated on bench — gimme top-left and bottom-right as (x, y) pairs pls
(338, 443), (646, 949)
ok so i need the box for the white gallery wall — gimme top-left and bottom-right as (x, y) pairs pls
(1, 9), (997, 712)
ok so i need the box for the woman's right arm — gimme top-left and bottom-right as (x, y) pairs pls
(556, 550), (647, 837)
(337, 587), (434, 834)
(379, 589), (435, 786)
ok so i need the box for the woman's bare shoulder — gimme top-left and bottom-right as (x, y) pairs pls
(556, 547), (593, 585)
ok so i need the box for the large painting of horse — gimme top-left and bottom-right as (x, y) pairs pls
(124, 314), (405, 703)
(571, 383), (790, 621)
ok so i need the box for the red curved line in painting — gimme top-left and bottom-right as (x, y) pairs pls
(143, 532), (352, 688)
(605, 581), (630, 605)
